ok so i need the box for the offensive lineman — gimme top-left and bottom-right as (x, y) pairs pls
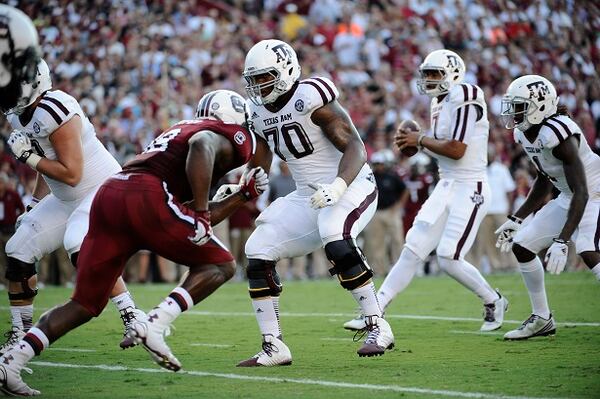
(344, 49), (507, 332)
(0, 90), (268, 395)
(1, 59), (145, 353)
(497, 75), (600, 340)
(236, 39), (394, 367)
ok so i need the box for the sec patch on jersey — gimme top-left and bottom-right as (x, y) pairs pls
(398, 119), (421, 157)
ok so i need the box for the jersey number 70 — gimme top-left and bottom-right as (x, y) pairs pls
(263, 122), (314, 161)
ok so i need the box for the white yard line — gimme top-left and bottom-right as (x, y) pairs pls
(184, 310), (600, 327)
(449, 330), (505, 336)
(189, 343), (233, 348)
(29, 361), (569, 399)
(47, 348), (97, 353)
(2, 306), (596, 327)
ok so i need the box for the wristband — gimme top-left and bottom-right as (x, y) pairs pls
(507, 214), (523, 224)
(553, 238), (569, 244)
(417, 134), (425, 149)
(25, 153), (42, 169)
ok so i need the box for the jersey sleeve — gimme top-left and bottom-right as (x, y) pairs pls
(296, 76), (340, 114)
(539, 116), (576, 149)
(35, 91), (79, 138)
(448, 84), (486, 143)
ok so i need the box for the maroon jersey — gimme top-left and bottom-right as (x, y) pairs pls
(124, 119), (255, 202)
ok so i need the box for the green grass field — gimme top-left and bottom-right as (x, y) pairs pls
(1, 272), (599, 398)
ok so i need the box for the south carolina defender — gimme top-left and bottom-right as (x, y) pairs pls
(497, 75), (600, 340)
(344, 49), (507, 333)
(235, 39), (393, 367)
(0, 90), (269, 396)
(1, 59), (144, 357)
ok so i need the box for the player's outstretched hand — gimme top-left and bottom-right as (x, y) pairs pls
(545, 238), (569, 275)
(240, 167), (268, 200)
(188, 211), (212, 246)
(309, 177), (347, 209)
(494, 215), (522, 253)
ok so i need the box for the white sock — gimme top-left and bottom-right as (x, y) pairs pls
(20, 305), (33, 331)
(519, 257), (551, 319)
(591, 263), (600, 280)
(272, 296), (281, 326)
(111, 291), (136, 312)
(438, 257), (498, 304)
(351, 281), (381, 317)
(10, 306), (24, 330)
(377, 248), (423, 310)
(252, 297), (281, 338)
(150, 287), (193, 326)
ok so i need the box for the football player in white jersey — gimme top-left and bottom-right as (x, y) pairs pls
(234, 39), (393, 366)
(497, 75), (600, 340)
(1, 59), (145, 353)
(344, 49), (507, 333)
(0, 5), (41, 116)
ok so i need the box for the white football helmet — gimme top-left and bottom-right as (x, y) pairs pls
(417, 49), (465, 97)
(500, 75), (559, 131)
(243, 39), (301, 106)
(9, 59), (52, 115)
(196, 89), (247, 125)
(0, 4), (41, 114)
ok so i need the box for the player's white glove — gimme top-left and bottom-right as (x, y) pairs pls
(188, 210), (212, 246)
(545, 238), (569, 275)
(494, 215), (523, 253)
(212, 184), (239, 201)
(7, 130), (42, 169)
(309, 177), (347, 209)
(239, 167), (269, 200)
(15, 197), (40, 230)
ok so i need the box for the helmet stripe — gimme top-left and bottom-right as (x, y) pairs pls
(201, 92), (217, 117)
(204, 92), (218, 117)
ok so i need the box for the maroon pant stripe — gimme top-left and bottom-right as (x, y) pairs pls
(342, 187), (378, 240)
(453, 181), (482, 260)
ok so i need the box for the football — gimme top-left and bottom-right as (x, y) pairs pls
(398, 119), (421, 157)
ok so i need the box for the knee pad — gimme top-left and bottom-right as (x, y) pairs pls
(246, 259), (282, 299)
(6, 257), (38, 300)
(324, 239), (373, 290)
(512, 243), (536, 263)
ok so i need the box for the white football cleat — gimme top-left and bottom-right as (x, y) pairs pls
(119, 307), (147, 349)
(127, 311), (181, 372)
(237, 334), (292, 367)
(480, 292), (509, 332)
(0, 351), (40, 396)
(504, 314), (556, 340)
(0, 327), (25, 356)
(357, 316), (395, 357)
(343, 313), (367, 331)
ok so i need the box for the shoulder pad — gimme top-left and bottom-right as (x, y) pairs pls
(449, 83), (485, 108)
(539, 116), (575, 149)
(34, 91), (79, 138)
(297, 77), (339, 114)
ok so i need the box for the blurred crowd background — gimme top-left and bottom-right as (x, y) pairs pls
(1, 0), (599, 286)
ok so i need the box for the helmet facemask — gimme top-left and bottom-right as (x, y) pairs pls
(417, 67), (449, 97)
(501, 95), (536, 131)
(244, 68), (284, 106)
(0, 37), (40, 115)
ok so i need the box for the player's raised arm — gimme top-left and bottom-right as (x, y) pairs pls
(311, 100), (366, 185)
